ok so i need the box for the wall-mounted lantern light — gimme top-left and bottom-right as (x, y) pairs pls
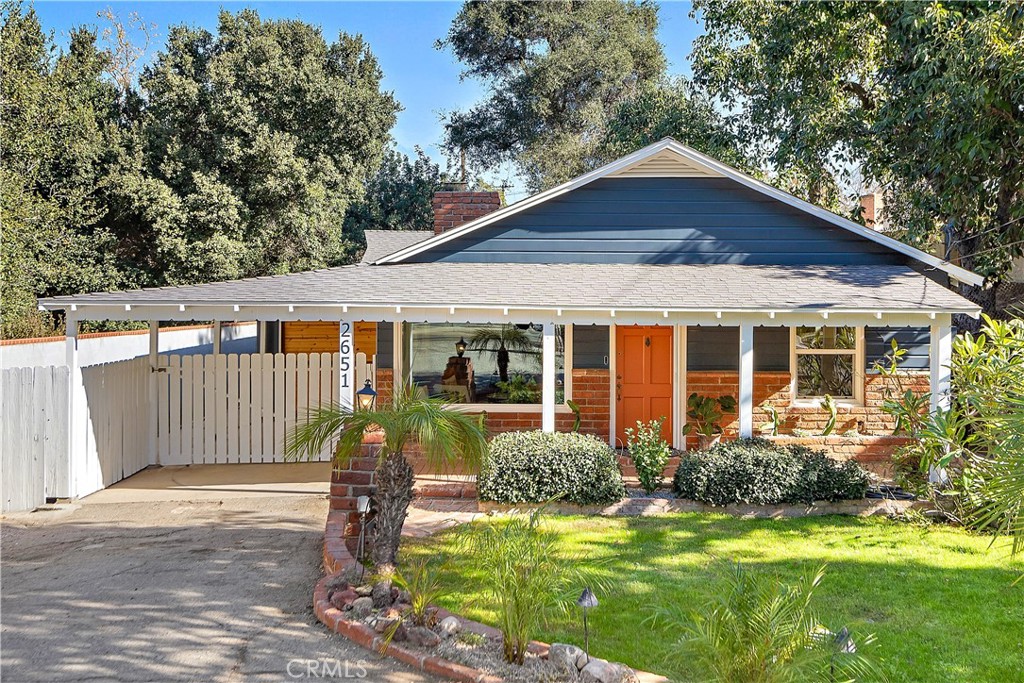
(455, 337), (467, 357)
(356, 380), (377, 411)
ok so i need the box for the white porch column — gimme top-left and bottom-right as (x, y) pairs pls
(65, 315), (83, 498)
(541, 322), (556, 433)
(148, 322), (160, 466)
(930, 322), (953, 413)
(929, 321), (953, 484)
(212, 321), (222, 355)
(339, 320), (355, 410)
(738, 323), (754, 438)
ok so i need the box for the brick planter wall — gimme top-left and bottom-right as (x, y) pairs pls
(686, 370), (929, 464)
(329, 433), (383, 553)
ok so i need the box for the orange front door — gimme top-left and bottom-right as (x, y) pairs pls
(615, 325), (673, 446)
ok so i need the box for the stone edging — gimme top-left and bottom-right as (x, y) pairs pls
(477, 496), (918, 518)
(317, 509), (669, 682)
(318, 510), (503, 682)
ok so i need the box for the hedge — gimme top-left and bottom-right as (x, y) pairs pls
(478, 431), (626, 505)
(673, 438), (869, 506)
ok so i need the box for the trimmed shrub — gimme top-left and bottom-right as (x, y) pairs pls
(478, 431), (626, 505)
(673, 438), (869, 506)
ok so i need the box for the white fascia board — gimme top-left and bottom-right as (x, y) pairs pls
(40, 301), (980, 327)
(378, 137), (984, 288)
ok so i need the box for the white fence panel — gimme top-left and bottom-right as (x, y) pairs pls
(80, 357), (152, 493)
(1, 366), (67, 512)
(156, 352), (372, 465)
(2, 357), (148, 512)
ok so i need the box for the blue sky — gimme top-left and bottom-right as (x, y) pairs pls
(34, 1), (703, 200)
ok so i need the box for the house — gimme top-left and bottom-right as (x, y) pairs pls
(40, 138), (981, 478)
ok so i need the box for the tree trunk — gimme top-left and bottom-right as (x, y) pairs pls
(497, 346), (510, 383)
(370, 450), (415, 607)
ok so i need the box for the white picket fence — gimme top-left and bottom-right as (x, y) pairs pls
(155, 352), (375, 465)
(2, 357), (151, 512)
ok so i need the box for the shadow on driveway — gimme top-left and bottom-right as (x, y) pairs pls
(1, 490), (435, 682)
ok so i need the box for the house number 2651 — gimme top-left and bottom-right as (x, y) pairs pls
(339, 321), (352, 388)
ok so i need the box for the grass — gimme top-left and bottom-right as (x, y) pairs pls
(403, 513), (1024, 682)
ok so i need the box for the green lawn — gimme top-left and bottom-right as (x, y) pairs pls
(403, 514), (1024, 682)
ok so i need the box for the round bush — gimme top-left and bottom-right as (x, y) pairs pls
(673, 438), (869, 506)
(478, 431), (626, 505)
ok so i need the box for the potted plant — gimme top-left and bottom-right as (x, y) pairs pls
(681, 392), (737, 450)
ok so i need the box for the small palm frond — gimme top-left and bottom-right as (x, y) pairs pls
(285, 383), (488, 473)
(468, 324), (538, 354)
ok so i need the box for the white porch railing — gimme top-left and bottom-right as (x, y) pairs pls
(156, 352), (374, 465)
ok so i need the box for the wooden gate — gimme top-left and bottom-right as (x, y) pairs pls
(156, 352), (375, 465)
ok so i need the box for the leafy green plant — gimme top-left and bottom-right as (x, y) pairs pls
(625, 417), (671, 494)
(478, 431), (625, 505)
(821, 394), (838, 436)
(673, 438), (868, 506)
(457, 508), (603, 665)
(915, 315), (1024, 556)
(392, 556), (447, 627)
(873, 340), (931, 437)
(287, 386), (487, 606)
(566, 399), (582, 432)
(759, 402), (781, 436)
(495, 373), (540, 403)
(682, 393), (738, 447)
(378, 556), (450, 653)
(649, 563), (880, 683)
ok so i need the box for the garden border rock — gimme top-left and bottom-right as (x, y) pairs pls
(477, 495), (919, 518)
(317, 509), (669, 682)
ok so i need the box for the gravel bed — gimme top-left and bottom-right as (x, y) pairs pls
(435, 637), (572, 683)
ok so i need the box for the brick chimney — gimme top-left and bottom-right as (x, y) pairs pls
(859, 192), (885, 231)
(432, 186), (502, 235)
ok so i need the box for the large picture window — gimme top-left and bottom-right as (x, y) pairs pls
(791, 326), (863, 401)
(405, 323), (565, 405)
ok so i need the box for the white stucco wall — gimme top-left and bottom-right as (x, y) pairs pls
(0, 323), (258, 369)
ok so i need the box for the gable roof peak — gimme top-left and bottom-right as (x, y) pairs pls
(374, 141), (983, 287)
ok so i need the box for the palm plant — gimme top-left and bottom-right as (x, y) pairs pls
(649, 563), (881, 683)
(468, 324), (540, 383)
(286, 386), (487, 605)
(457, 508), (604, 665)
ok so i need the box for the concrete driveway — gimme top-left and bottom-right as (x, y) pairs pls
(1, 464), (438, 683)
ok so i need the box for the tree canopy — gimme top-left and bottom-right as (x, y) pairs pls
(0, 4), (400, 337)
(440, 0), (666, 191)
(343, 146), (444, 245)
(1, 3), (123, 337)
(692, 0), (1024, 311)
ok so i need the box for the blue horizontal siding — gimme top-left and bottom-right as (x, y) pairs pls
(408, 177), (907, 266)
(866, 327), (929, 371)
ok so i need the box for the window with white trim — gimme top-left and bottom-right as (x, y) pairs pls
(404, 323), (567, 405)
(790, 326), (864, 402)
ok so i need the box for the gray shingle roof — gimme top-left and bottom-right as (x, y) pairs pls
(40, 263), (978, 313)
(361, 230), (433, 263)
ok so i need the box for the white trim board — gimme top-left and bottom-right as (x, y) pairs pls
(376, 138), (982, 288)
